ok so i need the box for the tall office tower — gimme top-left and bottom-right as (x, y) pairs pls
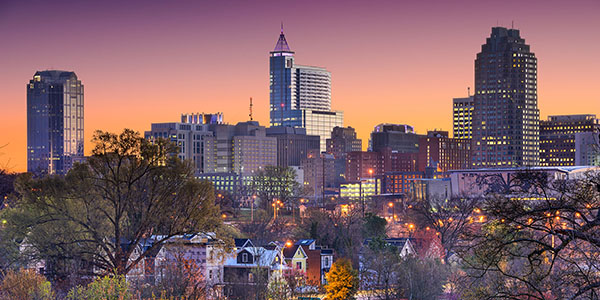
(453, 95), (474, 139)
(540, 115), (600, 166)
(370, 124), (419, 153)
(269, 27), (343, 151)
(472, 27), (539, 167)
(27, 70), (84, 175)
(266, 126), (320, 167)
(144, 120), (214, 174)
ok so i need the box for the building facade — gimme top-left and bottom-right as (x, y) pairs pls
(452, 95), (474, 139)
(540, 115), (600, 166)
(370, 124), (419, 153)
(27, 70), (84, 175)
(269, 27), (343, 152)
(301, 149), (336, 201)
(575, 132), (600, 166)
(266, 126), (320, 167)
(417, 131), (471, 172)
(145, 122), (214, 174)
(326, 126), (363, 157)
(472, 27), (539, 167)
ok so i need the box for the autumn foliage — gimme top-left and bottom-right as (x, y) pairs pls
(324, 258), (358, 300)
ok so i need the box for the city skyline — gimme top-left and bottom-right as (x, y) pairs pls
(2, 0), (599, 172)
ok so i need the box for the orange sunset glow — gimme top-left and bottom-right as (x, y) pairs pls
(0, 0), (598, 171)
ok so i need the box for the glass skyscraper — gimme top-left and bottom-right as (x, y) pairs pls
(269, 27), (343, 151)
(472, 27), (539, 167)
(27, 70), (84, 175)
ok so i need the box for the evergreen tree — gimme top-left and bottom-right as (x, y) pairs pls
(325, 258), (359, 300)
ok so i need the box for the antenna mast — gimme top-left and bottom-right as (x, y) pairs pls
(249, 97), (253, 121)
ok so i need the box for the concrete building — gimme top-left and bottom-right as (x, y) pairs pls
(27, 70), (84, 175)
(472, 27), (540, 167)
(575, 132), (600, 166)
(326, 126), (362, 157)
(301, 149), (336, 201)
(370, 124), (419, 153)
(452, 95), (474, 139)
(269, 27), (343, 152)
(145, 121), (213, 174)
(418, 131), (471, 172)
(540, 115), (600, 166)
(266, 126), (320, 167)
(449, 166), (599, 197)
(204, 121), (277, 176)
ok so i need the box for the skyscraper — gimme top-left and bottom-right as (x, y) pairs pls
(27, 70), (84, 175)
(472, 27), (539, 167)
(269, 27), (343, 151)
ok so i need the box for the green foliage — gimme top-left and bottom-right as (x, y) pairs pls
(66, 275), (132, 300)
(0, 268), (54, 300)
(325, 258), (359, 300)
(362, 213), (387, 239)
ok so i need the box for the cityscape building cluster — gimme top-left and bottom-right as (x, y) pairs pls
(26, 26), (599, 202)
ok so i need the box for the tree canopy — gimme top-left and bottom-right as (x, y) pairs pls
(2, 129), (222, 280)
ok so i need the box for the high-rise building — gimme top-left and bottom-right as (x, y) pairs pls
(27, 70), (84, 175)
(269, 27), (343, 151)
(370, 124), (419, 153)
(540, 115), (600, 166)
(472, 27), (539, 167)
(453, 95), (474, 139)
(266, 126), (320, 167)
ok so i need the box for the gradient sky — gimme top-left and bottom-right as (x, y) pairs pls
(1, 0), (599, 172)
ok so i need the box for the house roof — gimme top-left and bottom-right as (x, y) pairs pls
(224, 247), (285, 269)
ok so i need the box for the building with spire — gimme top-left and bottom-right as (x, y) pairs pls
(27, 70), (84, 175)
(269, 26), (343, 152)
(472, 27), (539, 167)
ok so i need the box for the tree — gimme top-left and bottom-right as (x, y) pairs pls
(412, 195), (479, 263)
(4, 129), (221, 280)
(66, 275), (132, 300)
(362, 213), (387, 239)
(267, 276), (292, 300)
(0, 268), (54, 300)
(396, 256), (449, 300)
(360, 238), (400, 300)
(250, 166), (300, 211)
(325, 258), (359, 300)
(457, 170), (600, 299)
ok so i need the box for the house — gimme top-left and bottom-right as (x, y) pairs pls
(223, 245), (287, 299)
(295, 239), (335, 285)
(283, 245), (308, 272)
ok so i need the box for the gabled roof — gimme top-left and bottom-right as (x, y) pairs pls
(283, 245), (307, 259)
(234, 238), (253, 249)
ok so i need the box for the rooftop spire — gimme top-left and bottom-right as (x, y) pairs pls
(273, 23), (292, 53)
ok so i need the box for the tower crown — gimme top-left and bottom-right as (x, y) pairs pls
(271, 25), (294, 56)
